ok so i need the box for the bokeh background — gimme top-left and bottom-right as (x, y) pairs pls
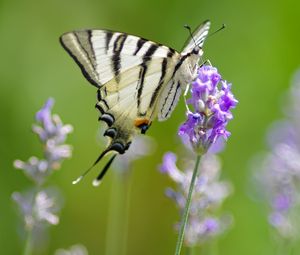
(1, 0), (300, 254)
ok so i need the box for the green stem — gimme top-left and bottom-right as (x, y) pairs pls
(174, 154), (202, 255)
(105, 171), (131, 255)
(23, 185), (42, 255)
(121, 176), (132, 255)
(23, 228), (33, 255)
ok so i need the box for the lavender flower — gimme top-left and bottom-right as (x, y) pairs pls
(14, 98), (73, 185)
(55, 244), (88, 255)
(12, 98), (73, 254)
(254, 127), (300, 239)
(179, 65), (238, 154)
(12, 189), (61, 230)
(161, 152), (232, 245)
(253, 69), (300, 240)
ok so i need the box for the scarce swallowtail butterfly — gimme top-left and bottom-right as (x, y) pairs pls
(60, 20), (210, 185)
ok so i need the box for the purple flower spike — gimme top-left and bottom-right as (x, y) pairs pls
(179, 65), (238, 154)
(12, 98), (72, 251)
(252, 69), (300, 240)
(12, 189), (61, 230)
(160, 152), (184, 183)
(14, 98), (73, 185)
(33, 98), (73, 144)
(160, 153), (232, 245)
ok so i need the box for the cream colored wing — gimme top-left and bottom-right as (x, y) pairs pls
(157, 78), (182, 121)
(95, 57), (178, 154)
(60, 29), (177, 87)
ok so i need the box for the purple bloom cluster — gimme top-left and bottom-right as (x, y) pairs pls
(253, 70), (300, 240)
(254, 125), (300, 239)
(12, 189), (61, 229)
(12, 98), (73, 251)
(179, 65), (238, 154)
(161, 152), (232, 245)
(14, 98), (73, 185)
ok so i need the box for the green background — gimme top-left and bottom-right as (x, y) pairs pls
(1, 0), (300, 254)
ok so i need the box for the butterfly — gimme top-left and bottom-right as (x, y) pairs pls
(60, 20), (210, 185)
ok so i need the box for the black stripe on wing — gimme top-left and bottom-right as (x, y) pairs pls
(149, 58), (168, 108)
(164, 81), (181, 118)
(136, 44), (159, 112)
(73, 31), (96, 71)
(160, 79), (175, 114)
(172, 52), (191, 78)
(134, 38), (147, 55)
(59, 33), (101, 88)
(105, 31), (113, 53)
(149, 49), (175, 108)
(112, 33), (127, 83)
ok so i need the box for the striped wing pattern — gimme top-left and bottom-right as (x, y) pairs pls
(60, 29), (180, 154)
(60, 21), (210, 185)
(60, 20), (210, 161)
(182, 20), (210, 54)
(157, 78), (182, 121)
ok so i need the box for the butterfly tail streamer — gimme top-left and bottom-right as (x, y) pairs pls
(72, 146), (119, 185)
(92, 154), (117, 186)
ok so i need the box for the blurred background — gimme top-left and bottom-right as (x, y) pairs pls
(1, 0), (300, 254)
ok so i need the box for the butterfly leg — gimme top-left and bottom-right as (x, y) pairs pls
(200, 59), (212, 67)
(183, 84), (191, 112)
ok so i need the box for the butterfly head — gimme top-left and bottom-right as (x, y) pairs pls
(191, 46), (204, 61)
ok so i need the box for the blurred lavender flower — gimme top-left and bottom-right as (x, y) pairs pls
(254, 128), (300, 239)
(12, 98), (73, 254)
(253, 69), (300, 240)
(161, 152), (232, 245)
(12, 190), (60, 229)
(179, 65), (238, 154)
(55, 244), (88, 255)
(14, 98), (73, 185)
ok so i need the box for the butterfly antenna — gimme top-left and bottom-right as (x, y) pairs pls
(207, 23), (226, 39)
(72, 148), (110, 185)
(93, 154), (117, 186)
(184, 24), (197, 47)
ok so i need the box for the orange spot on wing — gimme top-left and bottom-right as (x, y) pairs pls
(134, 118), (150, 128)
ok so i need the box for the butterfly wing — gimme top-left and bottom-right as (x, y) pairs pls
(95, 58), (174, 152)
(181, 20), (210, 54)
(60, 30), (180, 153)
(60, 30), (177, 87)
(156, 78), (182, 121)
(157, 20), (211, 120)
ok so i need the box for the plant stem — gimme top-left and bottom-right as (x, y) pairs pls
(174, 154), (202, 255)
(121, 175), (132, 255)
(105, 171), (131, 255)
(23, 228), (33, 255)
